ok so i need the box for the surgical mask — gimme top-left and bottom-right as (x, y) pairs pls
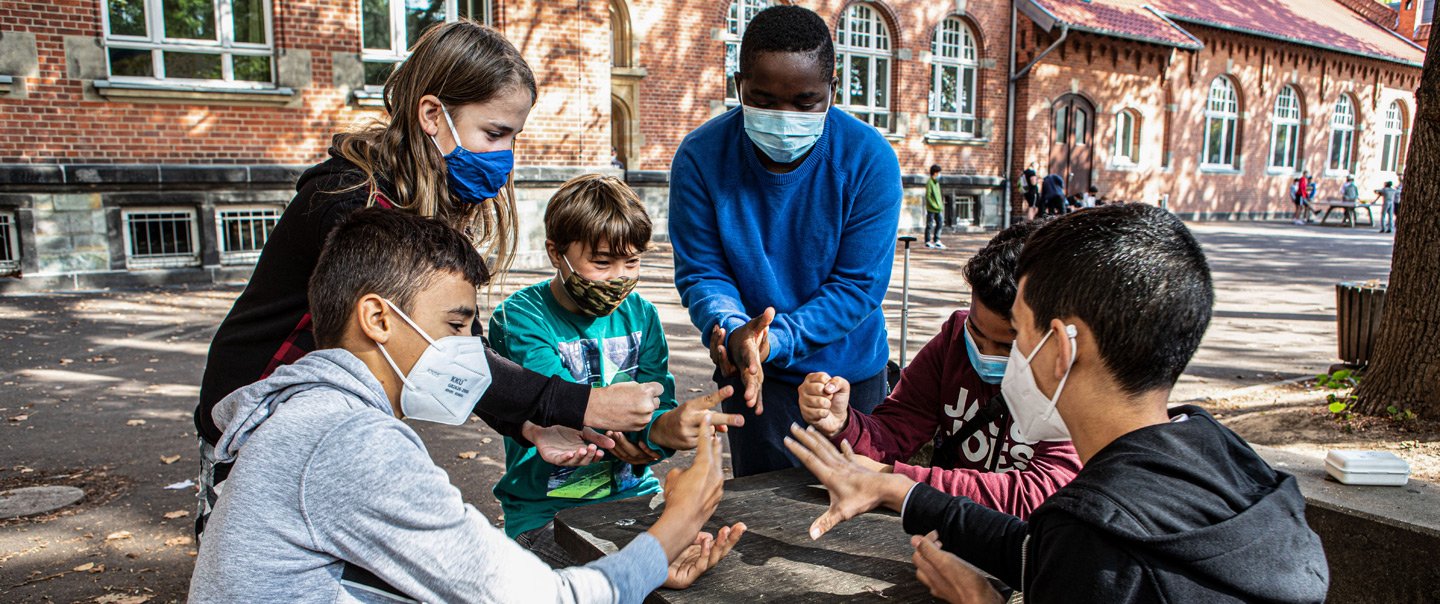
(742, 95), (829, 164)
(1001, 324), (1078, 442)
(432, 104), (513, 203)
(558, 255), (638, 317)
(963, 318), (1009, 385)
(373, 298), (492, 425)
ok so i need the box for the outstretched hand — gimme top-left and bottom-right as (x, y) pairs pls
(663, 522), (748, 589)
(727, 308), (775, 414)
(782, 423), (914, 540)
(523, 422), (616, 467)
(651, 386), (743, 450)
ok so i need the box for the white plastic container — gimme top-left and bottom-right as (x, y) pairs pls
(1324, 450), (1410, 486)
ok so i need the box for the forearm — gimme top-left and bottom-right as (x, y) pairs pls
(892, 461), (1077, 519)
(901, 484), (1027, 586)
(477, 348), (589, 430)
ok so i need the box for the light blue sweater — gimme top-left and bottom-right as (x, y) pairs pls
(669, 106), (902, 384)
(189, 348), (667, 603)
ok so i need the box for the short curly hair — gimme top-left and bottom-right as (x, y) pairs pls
(962, 218), (1048, 319)
(738, 5), (834, 82)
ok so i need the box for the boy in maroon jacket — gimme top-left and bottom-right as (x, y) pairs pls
(799, 220), (1080, 518)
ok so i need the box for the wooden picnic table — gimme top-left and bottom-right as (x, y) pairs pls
(555, 466), (938, 603)
(1317, 199), (1376, 227)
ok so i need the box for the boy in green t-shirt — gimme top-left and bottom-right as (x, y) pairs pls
(925, 164), (946, 249)
(490, 174), (743, 567)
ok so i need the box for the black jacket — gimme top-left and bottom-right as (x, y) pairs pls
(195, 145), (590, 444)
(903, 405), (1329, 603)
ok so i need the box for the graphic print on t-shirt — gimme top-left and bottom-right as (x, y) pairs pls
(938, 386), (1034, 472)
(546, 331), (646, 499)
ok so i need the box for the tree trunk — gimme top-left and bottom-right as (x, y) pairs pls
(1353, 48), (1440, 417)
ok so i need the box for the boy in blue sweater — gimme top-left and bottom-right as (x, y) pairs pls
(491, 174), (745, 568)
(669, 5), (903, 476)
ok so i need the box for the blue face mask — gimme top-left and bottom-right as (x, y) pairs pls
(432, 104), (513, 203)
(964, 318), (1009, 385)
(741, 90), (830, 164)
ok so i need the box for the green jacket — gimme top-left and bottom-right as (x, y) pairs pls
(925, 178), (944, 213)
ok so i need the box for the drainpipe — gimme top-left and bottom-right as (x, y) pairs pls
(1004, 16), (1069, 229)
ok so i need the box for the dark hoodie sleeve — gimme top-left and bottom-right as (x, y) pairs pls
(902, 483), (1028, 587)
(1025, 513), (1158, 603)
(474, 347), (590, 432)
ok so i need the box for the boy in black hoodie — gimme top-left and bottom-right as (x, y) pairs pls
(784, 203), (1329, 603)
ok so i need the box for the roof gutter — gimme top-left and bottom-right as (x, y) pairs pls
(1006, 3), (1069, 229)
(1164, 14), (1423, 68)
(1014, 23), (1070, 81)
(1143, 5), (1205, 49)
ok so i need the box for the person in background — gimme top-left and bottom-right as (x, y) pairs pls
(489, 174), (745, 568)
(1022, 163), (1040, 220)
(190, 209), (741, 602)
(611, 146), (625, 171)
(1039, 173), (1066, 217)
(1081, 186), (1099, 208)
(192, 20), (660, 538)
(668, 5), (902, 477)
(1293, 170), (1314, 225)
(798, 219), (1080, 519)
(925, 164), (946, 249)
(1375, 181), (1399, 234)
(1289, 177), (1305, 225)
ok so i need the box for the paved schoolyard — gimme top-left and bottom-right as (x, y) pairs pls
(0, 220), (1392, 602)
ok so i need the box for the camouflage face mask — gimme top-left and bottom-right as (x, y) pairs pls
(560, 255), (638, 317)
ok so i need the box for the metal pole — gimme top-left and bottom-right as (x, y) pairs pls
(897, 236), (916, 368)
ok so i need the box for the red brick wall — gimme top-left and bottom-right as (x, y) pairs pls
(1018, 26), (1421, 216)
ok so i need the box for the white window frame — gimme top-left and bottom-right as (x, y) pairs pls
(723, 0), (773, 105)
(101, 0), (276, 88)
(0, 211), (20, 274)
(1327, 94), (1357, 175)
(216, 205), (283, 265)
(360, 0), (493, 90)
(928, 17), (979, 138)
(835, 3), (893, 131)
(1202, 77), (1240, 169)
(121, 207), (200, 270)
(1268, 86), (1302, 171)
(1380, 101), (1405, 173)
(1112, 109), (1140, 166)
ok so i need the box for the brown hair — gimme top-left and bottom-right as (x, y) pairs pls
(309, 208), (489, 349)
(333, 19), (536, 277)
(544, 174), (653, 257)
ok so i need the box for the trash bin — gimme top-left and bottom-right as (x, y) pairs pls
(1335, 281), (1387, 367)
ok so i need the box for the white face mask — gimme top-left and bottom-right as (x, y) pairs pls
(1001, 324), (1078, 442)
(373, 299), (492, 425)
(741, 91), (830, 164)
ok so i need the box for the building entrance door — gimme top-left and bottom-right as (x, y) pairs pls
(1048, 94), (1094, 198)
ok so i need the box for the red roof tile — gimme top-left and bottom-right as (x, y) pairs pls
(1028, 0), (1426, 65)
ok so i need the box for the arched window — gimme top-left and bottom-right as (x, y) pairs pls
(1113, 109), (1141, 165)
(1380, 101), (1406, 173)
(1328, 95), (1356, 173)
(835, 3), (893, 130)
(928, 17), (979, 137)
(723, 0), (773, 103)
(1268, 86), (1302, 170)
(1203, 77), (1240, 168)
(610, 0), (634, 69)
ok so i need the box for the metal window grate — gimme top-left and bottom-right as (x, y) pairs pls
(0, 212), (19, 274)
(218, 206), (282, 265)
(124, 209), (199, 269)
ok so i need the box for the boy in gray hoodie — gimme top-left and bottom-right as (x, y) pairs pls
(190, 208), (740, 603)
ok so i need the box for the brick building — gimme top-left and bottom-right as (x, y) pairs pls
(0, 0), (1425, 289)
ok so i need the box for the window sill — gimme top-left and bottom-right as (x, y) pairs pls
(353, 89), (386, 108)
(1198, 165), (1242, 175)
(0, 75), (12, 96)
(94, 80), (295, 106)
(1266, 166), (1299, 176)
(1324, 169), (1352, 178)
(1107, 161), (1143, 172)
(924, 134), (988, 146)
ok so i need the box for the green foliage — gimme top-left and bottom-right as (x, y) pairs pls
(1316, 369), (1358, 422)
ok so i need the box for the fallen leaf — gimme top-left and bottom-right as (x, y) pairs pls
(163, 479), (195, 490)
(457, 451), (480, 459)
(480, 437), (493, 444)
(160, 455), (181, 465)
(59, 358), (74, 365)
(8, 414), (27, 422)
(105, 531), (132, 541)
(89, 564), (105, 573)
(95, 594), (151, 604)
(164, 536), (193, 547)
(73, 562), (94, 572)
(126, 419), (146, 426)
(143, 367), (156, 373)
(163, 510), (189, 519)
